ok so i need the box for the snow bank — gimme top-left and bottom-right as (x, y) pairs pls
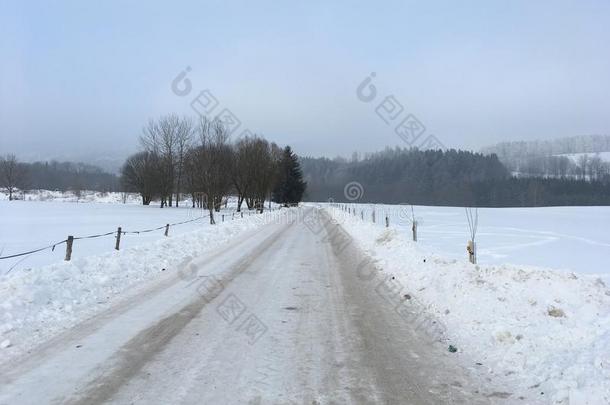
(326, 206), (610, 404)
(0, 209), (293, 363)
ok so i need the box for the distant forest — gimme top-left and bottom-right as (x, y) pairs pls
(6, 160), (119, 193)
(300, 147), (610, 206)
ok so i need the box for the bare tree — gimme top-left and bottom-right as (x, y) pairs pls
(557, 156), (571, 178)
(0, 154), (27, 200)
(121, 151), (161, 205)
(232, 136), (281, 212)
(232, 137), (257, 212)
(251, 139), (282, 212)
(588, 155), (604, 181)
(183, 147), (199, 208)
(577, 154), (589, 180)
(140, 114), (192, 207)
(174, 117), (194, 206)
(192, 117), (234, 224)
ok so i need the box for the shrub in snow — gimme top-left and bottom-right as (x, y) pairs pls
(548, 306), (566, 318)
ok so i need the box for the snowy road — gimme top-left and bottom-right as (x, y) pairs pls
(0, 208), (493, 404)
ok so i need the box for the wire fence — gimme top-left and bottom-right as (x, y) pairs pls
(329, 202), (483, 264)
(0, 209), (260, 262)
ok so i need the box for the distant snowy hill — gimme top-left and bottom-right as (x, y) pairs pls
(555, 151), (610, 163)
(481, 135), (610, 179)
(481, 134), (610, 159)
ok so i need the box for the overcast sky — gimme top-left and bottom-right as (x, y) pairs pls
(1, 0), (609, 167)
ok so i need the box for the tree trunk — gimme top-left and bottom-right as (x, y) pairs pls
(175, 170), (182, 207)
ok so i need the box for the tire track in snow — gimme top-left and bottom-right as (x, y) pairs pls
(59, 223), (292, 405)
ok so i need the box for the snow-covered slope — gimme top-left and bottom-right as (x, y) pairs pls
(554, 151), (610, 163)
(325, 206), (610, 404)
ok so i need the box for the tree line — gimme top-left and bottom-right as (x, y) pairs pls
(300, 147), (610, 206)
(5, 135), (610, 208)
(0, 155), (119, 200)
(120, 114), (306, 223)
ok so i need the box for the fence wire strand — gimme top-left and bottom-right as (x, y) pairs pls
(0, 211), (218, 260)
(0, 240), (67, 260)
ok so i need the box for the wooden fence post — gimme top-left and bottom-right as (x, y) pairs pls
(385, 215), (389, 228)
(412, 220), (417, 241)
(372, 211), (376, 223)
(164, 224), (169, 236)
(115, 227), (122, 250)
(361, 210), (364, 220)
(65, 236), (73, 261)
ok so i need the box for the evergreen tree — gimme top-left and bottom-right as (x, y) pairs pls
(272, 146), (307, 205)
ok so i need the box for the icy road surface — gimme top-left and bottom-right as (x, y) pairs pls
(0, 208), (494, 404)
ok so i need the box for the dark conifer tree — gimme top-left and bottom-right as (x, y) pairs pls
(272, 146), (307, 205)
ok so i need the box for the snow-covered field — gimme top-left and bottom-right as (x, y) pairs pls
(332, 203), (610, 281)
(0, 196), (268, 273)
(324, 204), (610, 404)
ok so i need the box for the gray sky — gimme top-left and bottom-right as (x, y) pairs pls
(1, 0), (609, 169)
